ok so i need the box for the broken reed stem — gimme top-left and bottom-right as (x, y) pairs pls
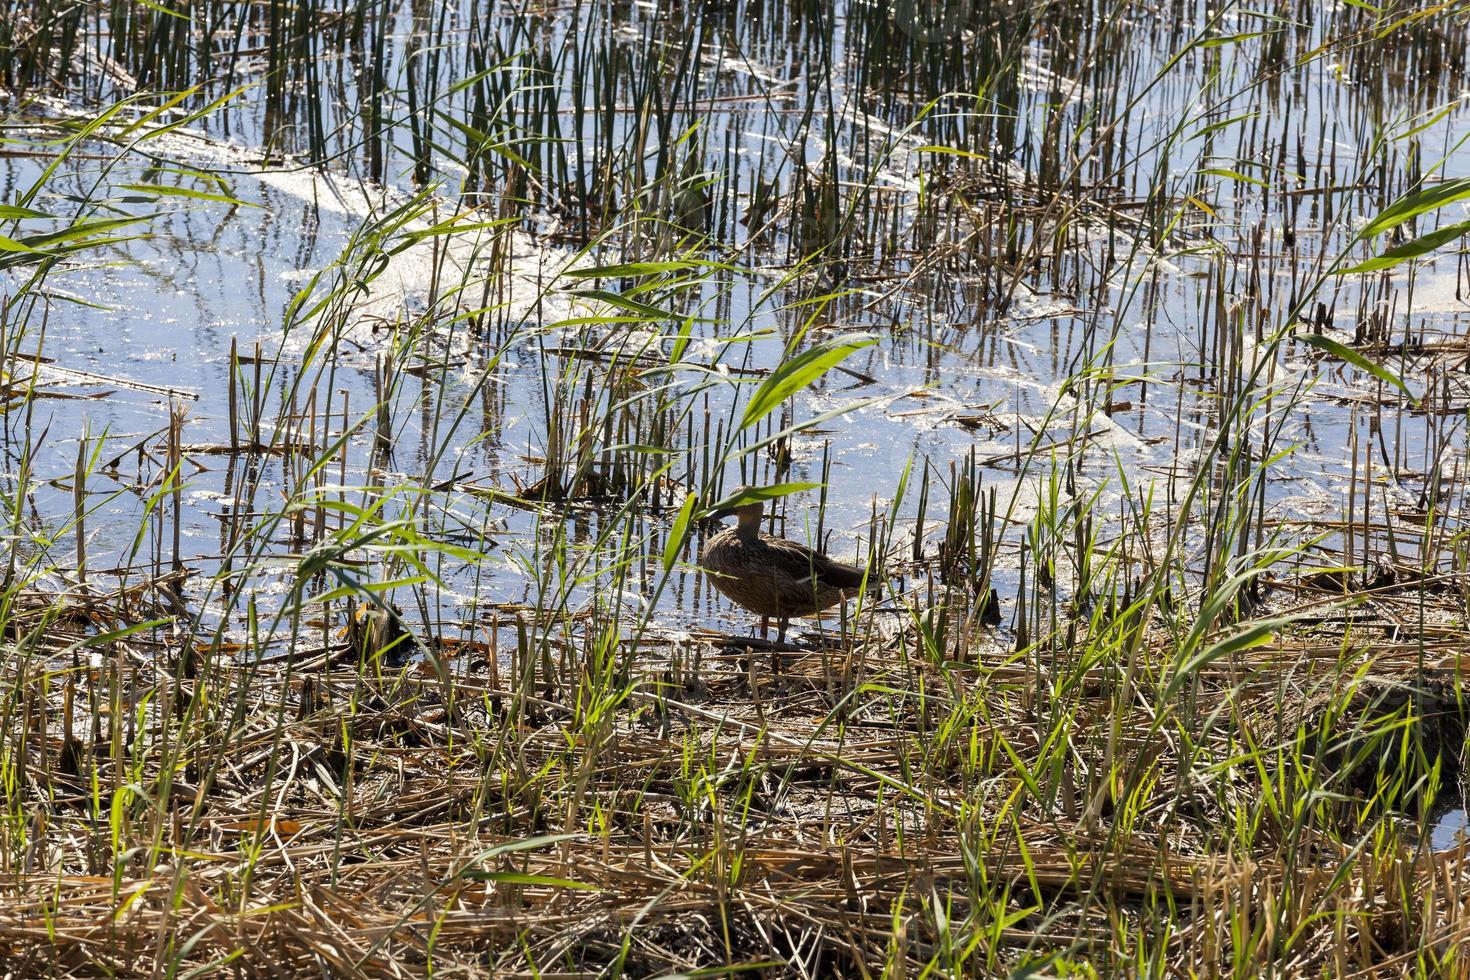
(229, 335), (239, 452)
(73, 432), (86, 591)
(170, 399), (183, 573)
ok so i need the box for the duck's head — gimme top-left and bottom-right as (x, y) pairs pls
(708, 485), (765, 534)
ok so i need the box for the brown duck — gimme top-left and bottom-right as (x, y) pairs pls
(700, 487), (873, 642)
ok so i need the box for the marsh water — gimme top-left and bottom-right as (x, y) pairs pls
(4, 2), (1470, 836)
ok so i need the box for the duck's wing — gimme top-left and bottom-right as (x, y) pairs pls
(762, 535), (870, 592)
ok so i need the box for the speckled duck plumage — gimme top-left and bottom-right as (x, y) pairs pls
(700, 490), (871, 640)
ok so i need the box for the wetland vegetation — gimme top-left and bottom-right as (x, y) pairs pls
(2, 0), (1470, 975)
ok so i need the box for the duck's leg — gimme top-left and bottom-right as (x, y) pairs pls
(777, 618), (789, 644)
(760, 616), (769, 640)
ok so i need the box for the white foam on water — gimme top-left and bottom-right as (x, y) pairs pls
(139, 128), (579, 359)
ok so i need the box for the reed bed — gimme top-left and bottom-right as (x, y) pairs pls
(1, 0), (1469, 976)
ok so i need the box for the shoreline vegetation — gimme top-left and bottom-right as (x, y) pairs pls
(2, 0), (1470, 975)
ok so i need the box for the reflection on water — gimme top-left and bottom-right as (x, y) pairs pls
(2, 2), (1470, 650)
(1429, 797), (1469, 853)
